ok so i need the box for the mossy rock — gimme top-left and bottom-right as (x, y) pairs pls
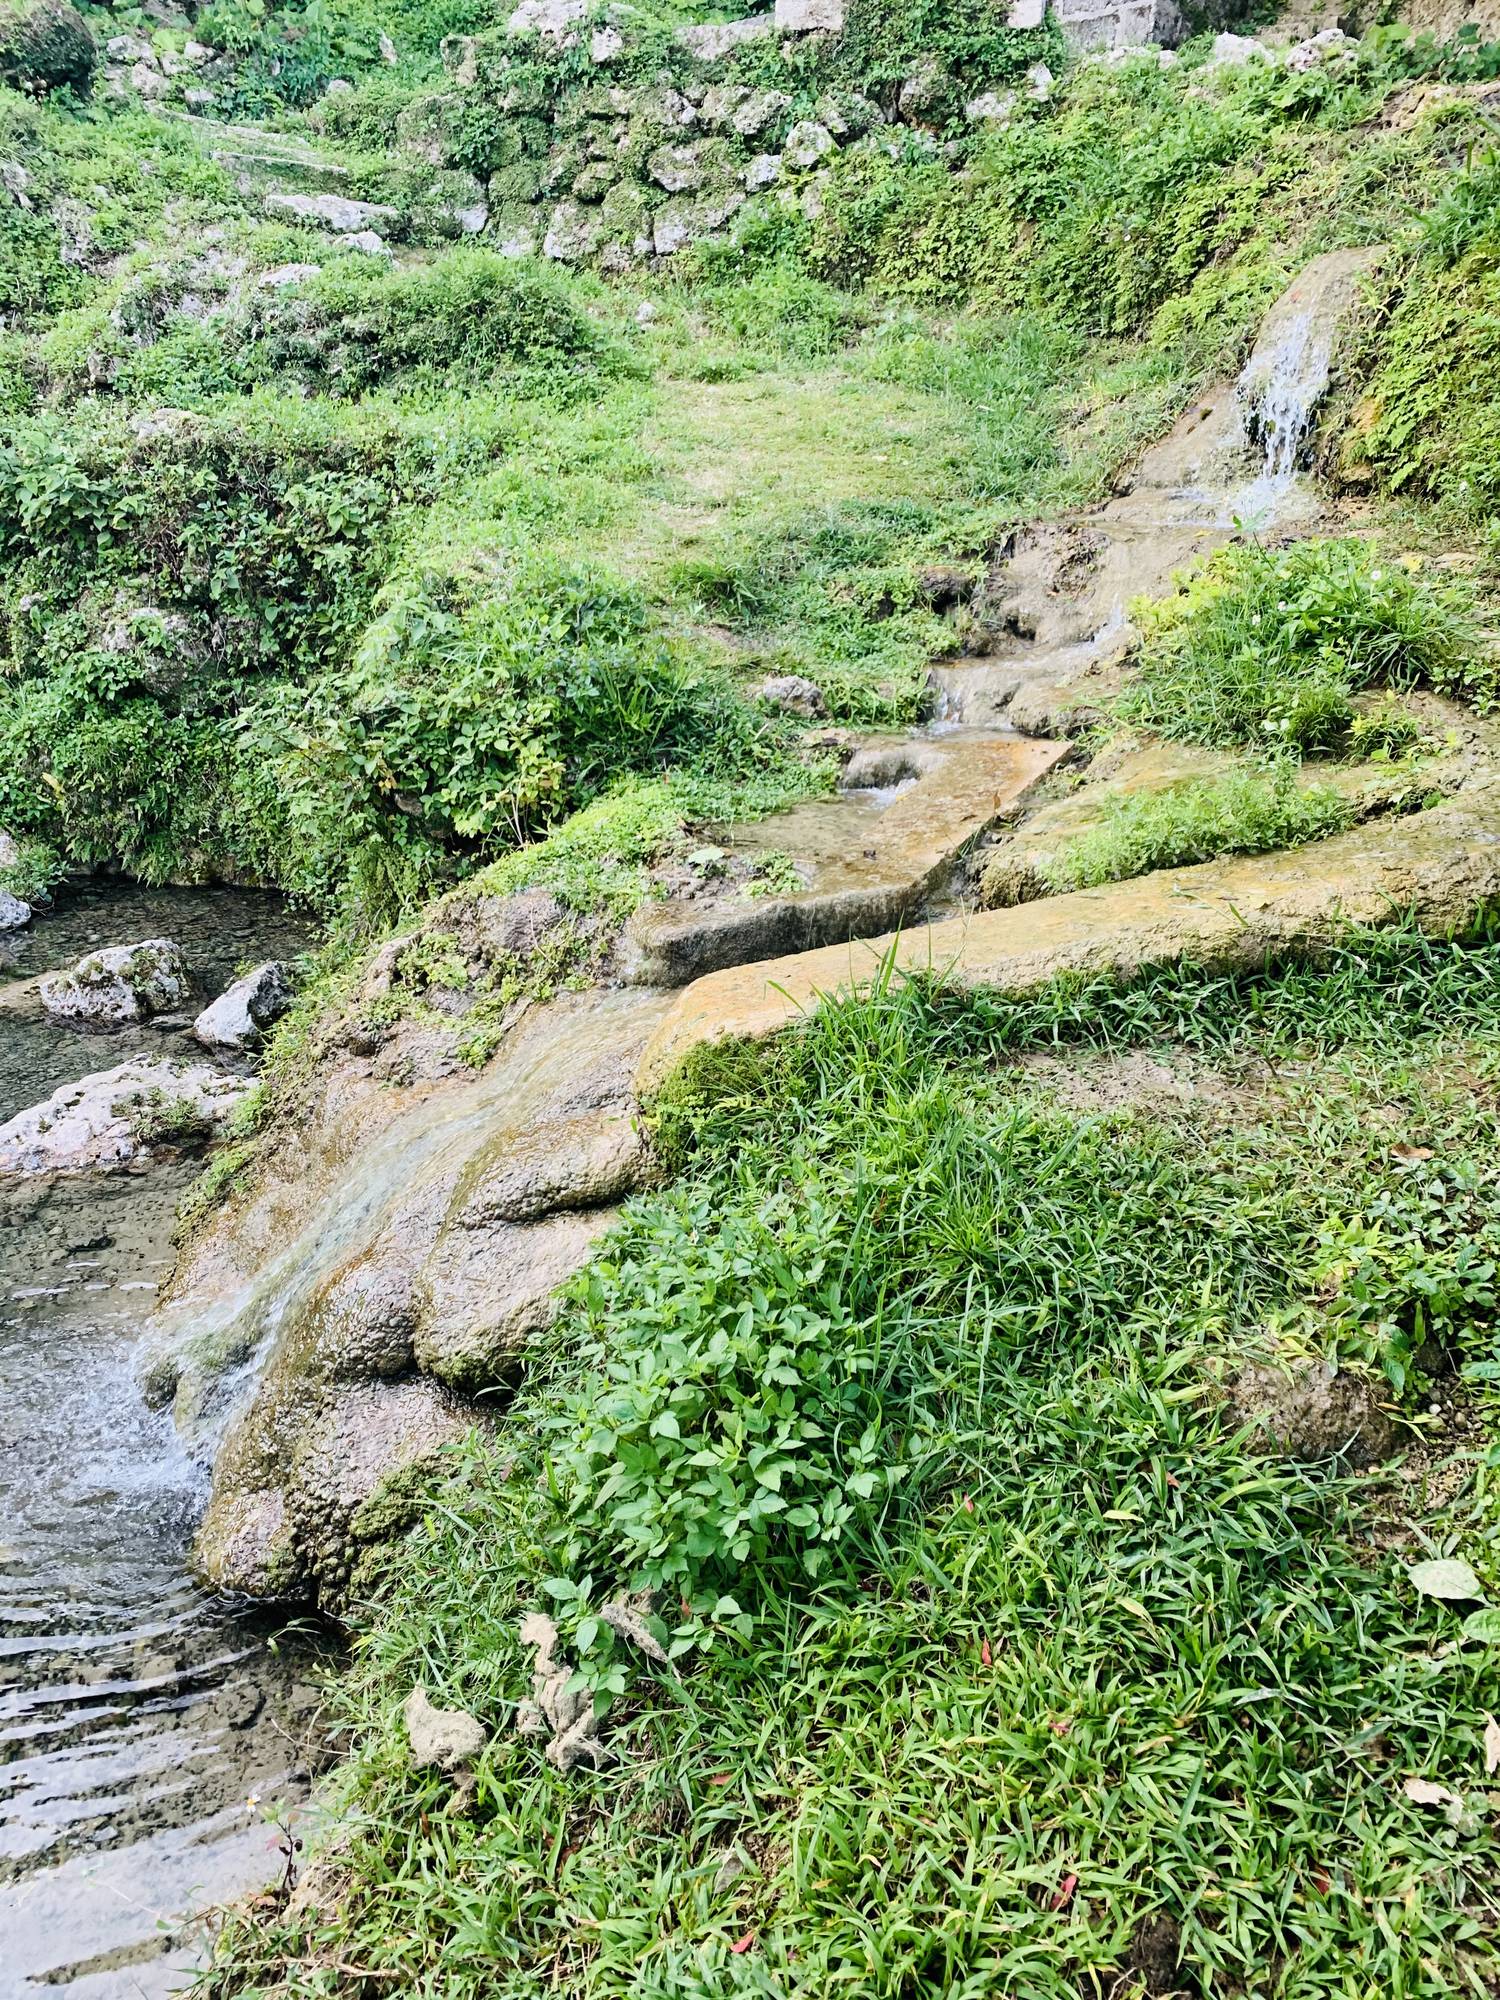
(489, 158), (543, 207)
(0, 0), (96, 95)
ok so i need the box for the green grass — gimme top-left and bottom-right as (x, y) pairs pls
(1042, 763), (1358, 891)
(203, 930), (1500, 1999)
(1122, 538), (1489, 753)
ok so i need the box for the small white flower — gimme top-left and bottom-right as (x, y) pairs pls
(1370, 569), (1382, 582)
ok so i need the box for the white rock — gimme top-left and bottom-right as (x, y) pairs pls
(634, 298), (657, 323)
(379, 30), (398, 60)
(731, 87), (789, 137)
(676, 13), (773, 59)
(1208, 31), (1265, 66)
(744, 151), (781, 188)
(325, 76), (355, 94)
(337, 229), (393, 255)
(266, 190), (400, 234)
(184, 85), (215, 109)
(774, 0), (843, 28)
(455, 200), (489, 234)
(130, 61), (171, 98)
(106, 33), (154, 61)
(1008, 0), (1046, 23)
(1026, 61), (1054, 99)
(259, 261), (322, 288)
(507, 0), (586, 34)
(40, 939), (194, 1030)
(183, 40), (212, 63)
(0, 831), (18, 869)
(497, 224), (538, 258)
(591, 25), (623, 60)
(0, 1058), (251, 1176)
(0, 891), (31, 930)
(965, 90), (1016, 124)
(783, 118), (833, 167)
(1285, 27), (1351, 71)
(193, 962), (293, 1053)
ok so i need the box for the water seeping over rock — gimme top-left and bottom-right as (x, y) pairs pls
(929, 249), (1387, 736)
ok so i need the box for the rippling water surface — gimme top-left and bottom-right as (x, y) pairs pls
(1, 884), (328, 1997)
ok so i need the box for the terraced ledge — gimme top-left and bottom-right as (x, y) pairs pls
(637, 779), (1500, 1093)
(621, 731), (1066, 987)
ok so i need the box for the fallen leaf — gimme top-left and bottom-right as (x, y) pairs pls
(1391, 1144), (1434, 1163)
(980, 1637), (992, 1667)
(1048, 1717), (1071, 1738)
(1310, 1869), (1331, 1896)
(729, 1932), (755, 1955)
(961, 1493), (974, 1514)
(1050, 1872), (1078, 1910)
(707, 1772), (734, 1787)
(1409, 1557), (1484, 1602)
(1403, 1775), (1461, 1809)
(1485, 1715), (1500, 1778)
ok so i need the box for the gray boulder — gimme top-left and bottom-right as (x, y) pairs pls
(754, 673), (826, 718)
(40, 937), (193, 1029)
(675, 13), (772, 60)
(264, 190), (400, 235)
(774, 0), (843, 28)
(193, 961), (294, 1053)
(0, 1057), (251, 1174)
(0, 890), (31, 930)
(0, 0), (97, 95)
(783, 119), (834, 169)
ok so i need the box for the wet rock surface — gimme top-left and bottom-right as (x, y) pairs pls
(159, 988), (667, 1604)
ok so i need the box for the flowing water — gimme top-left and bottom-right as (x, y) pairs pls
(1, 883), (328, 1999)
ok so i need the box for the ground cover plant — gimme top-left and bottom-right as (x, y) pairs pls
(1042, 762), (1358, 890)
(9, 8), (1500, 1995)
(1122, 537), (1489, 752)
(201, 930), (1500, 1997)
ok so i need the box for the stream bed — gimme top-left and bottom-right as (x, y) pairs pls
(1, 883), (328, 1998)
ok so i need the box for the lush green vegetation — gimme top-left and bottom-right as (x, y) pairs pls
(1122, 538), (1487, 752)
(8, 12), (1500, 1993)
(1044, 762), (1357, 889)
(205, 933), (1500, 1997)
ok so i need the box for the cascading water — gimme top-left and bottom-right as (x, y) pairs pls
(1231, 246), (1384, 528)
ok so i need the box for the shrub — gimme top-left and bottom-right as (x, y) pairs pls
(242, 250), (617, 395)
(235, 553), (802, 912)
(1045, 764), (1357, 891)
(543, 1075), (1223, 1664)
(1123, 538), (1488, 751)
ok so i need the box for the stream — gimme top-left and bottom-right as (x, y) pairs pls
(1, 883), (328, 1999)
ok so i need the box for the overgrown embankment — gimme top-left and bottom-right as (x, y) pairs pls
(6, 2), (1500, 1992)
(205, 933), (1500, 1997)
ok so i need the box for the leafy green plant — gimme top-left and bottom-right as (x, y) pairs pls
(242, 250), (621, 395)
(1308, 1160), (1500, 1391)
(1123, 538), (1488, 750)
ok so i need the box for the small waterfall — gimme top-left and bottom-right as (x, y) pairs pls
(1229, 247), (1384, 527)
